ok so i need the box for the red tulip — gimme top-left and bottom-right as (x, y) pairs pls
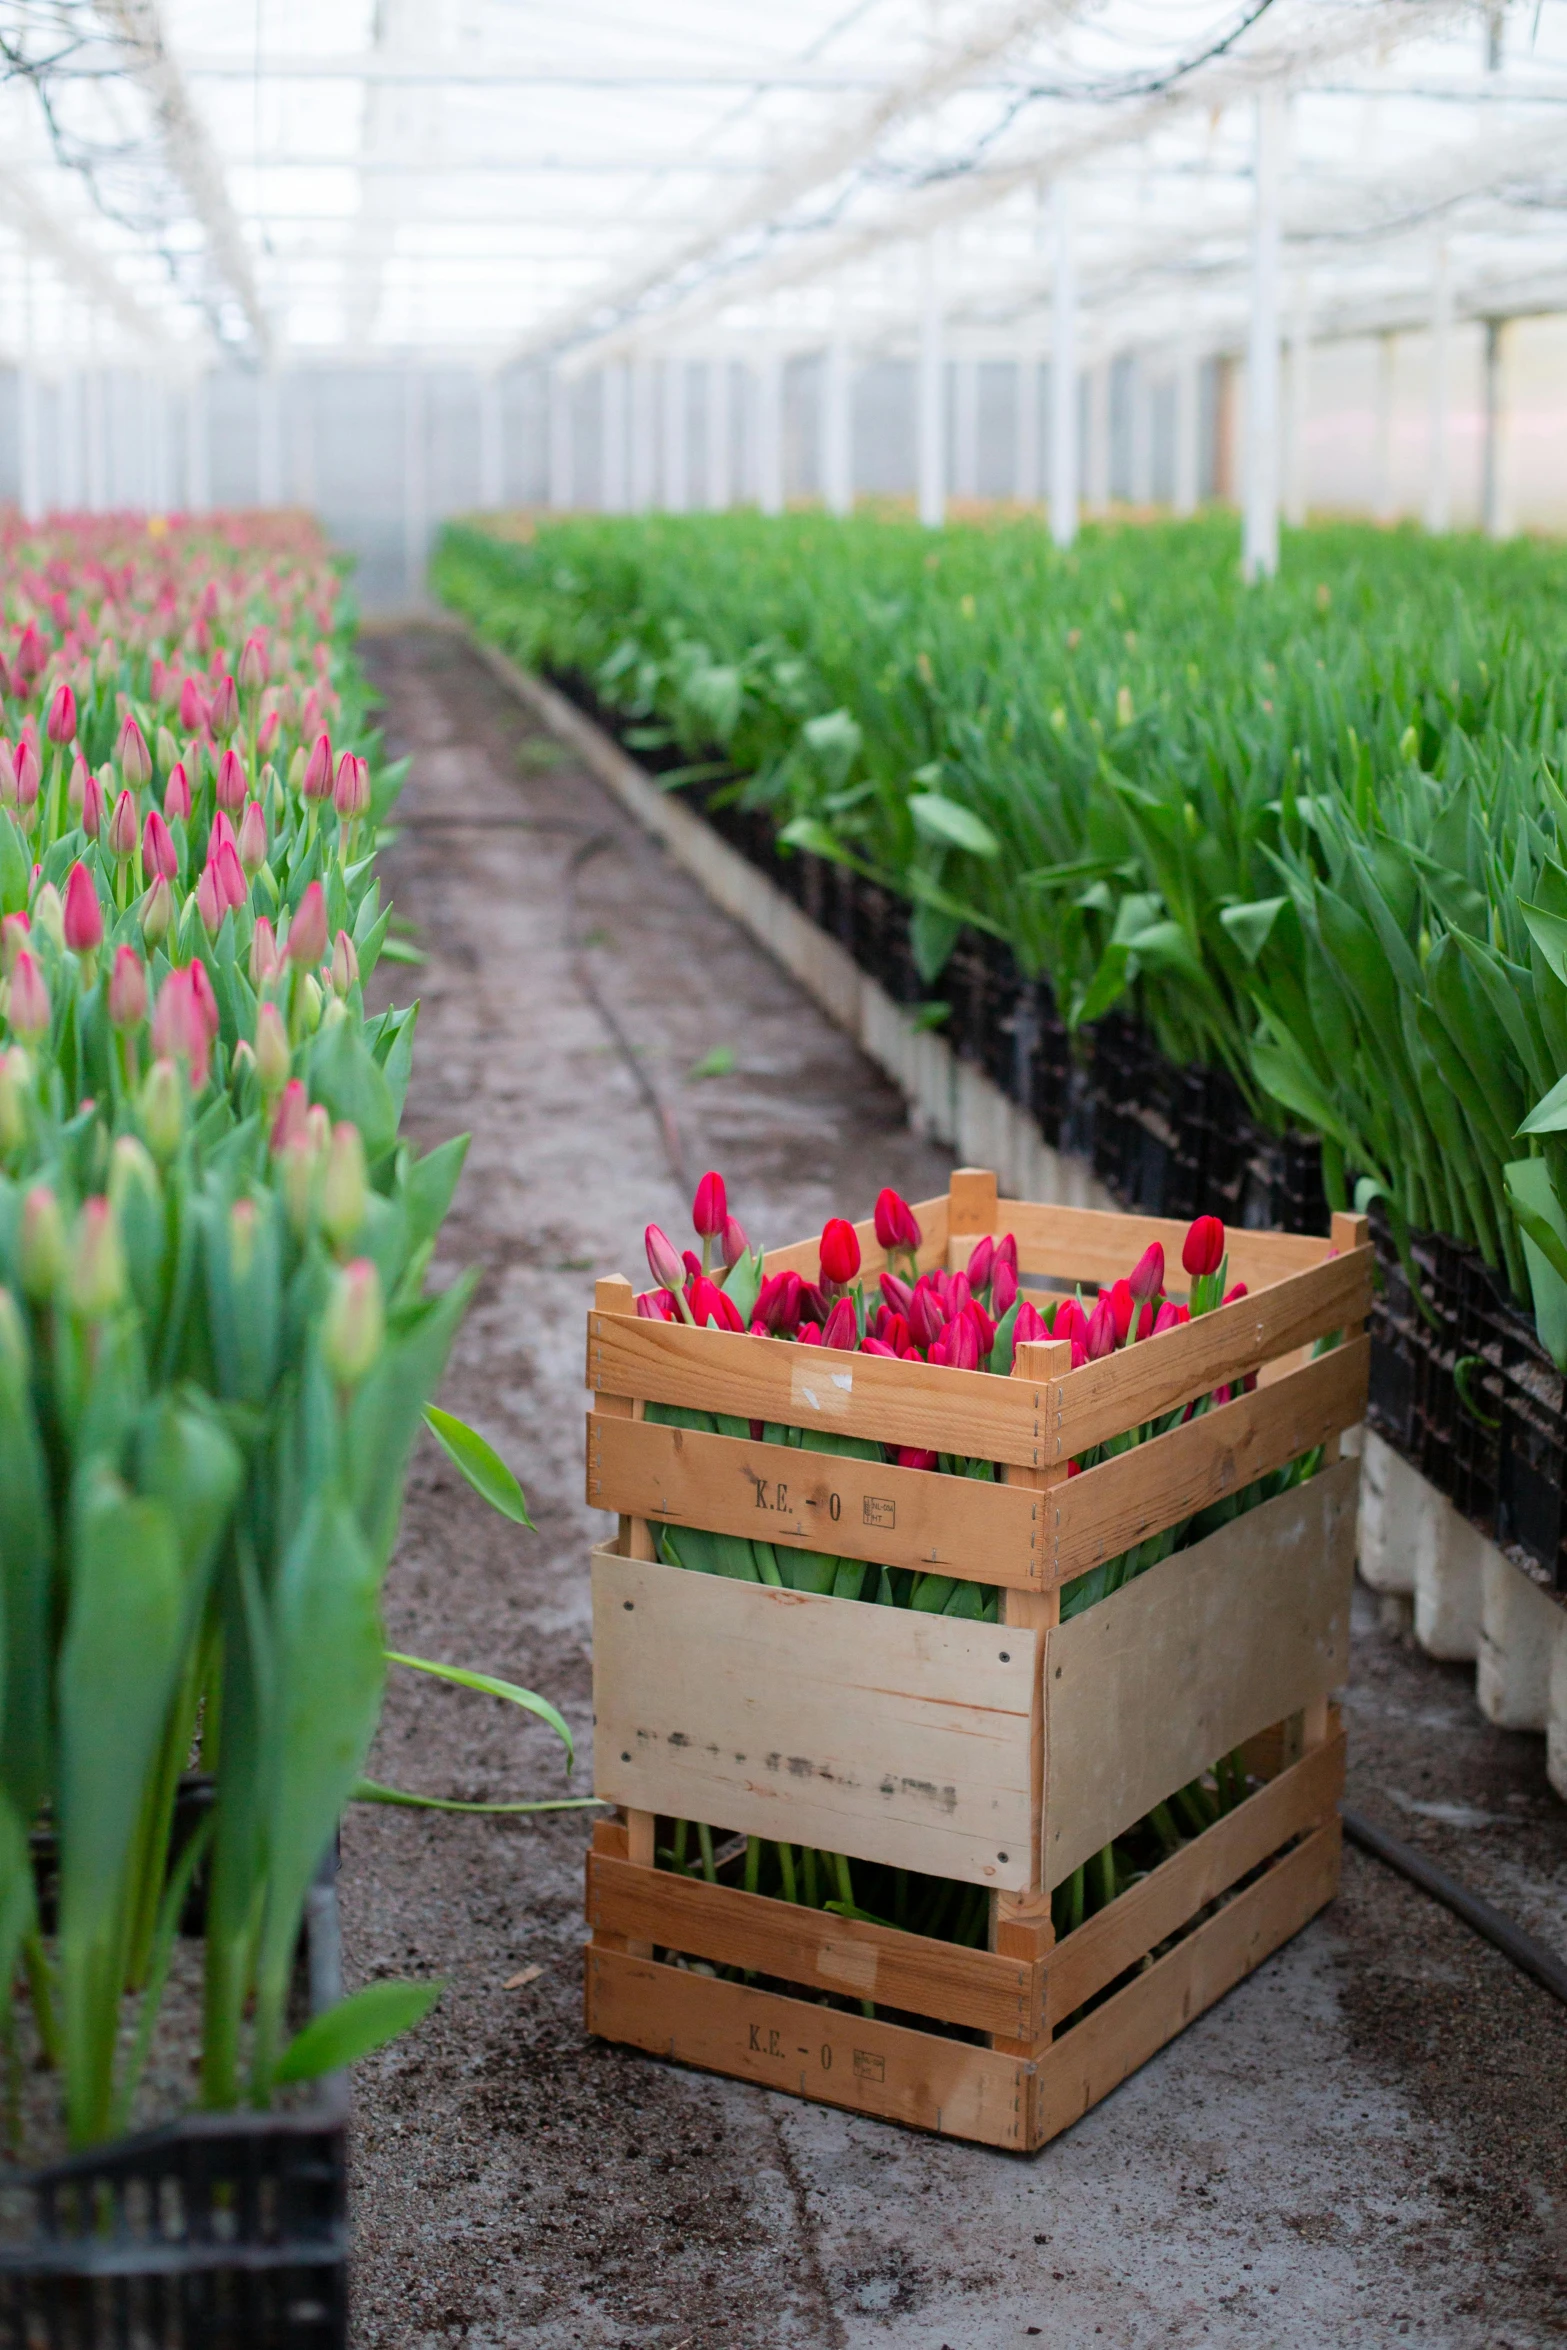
(682, 1248), (703, 1285)
(1105, 1279), (1135, 1342)
(163, 762), (192, 821)
(819, 1216), (861, 1289)
(879, 1269), (914, 1318)
(932, 1312), (980, 1372)
(689, 1275), (744, 1332)
(1128, 1241), (1164, 1304)
(797, 1280), (831, 1326)
(107, 945), (148, 1030)
(1085, 1296), (1118, 1360)
(143, 807), (178, 880)
(1013, 1298), (1050, 1345)
(895, 1446), (939, 1472)
(645, 1223), (686, 1294)
(62, 861), (102, 954)
(1052, 1297), (1086, 1347)
(821, 1296), (858, 1350)
(991, 1259), (1018, 1319)
(7, 949), (50, 1039)
(692, 1170), (727, 1239)
(1222, 1280), (1249, 1306)
(1182, 1215), (1225, 1278)
(795, 1321), (822, 1347)
(286, 879), (328, 968)
(46, 683), (77, 745)
(908, 1280), (946, 1352)
(719, 1214), (748, 1270)
(636, 1289), (678, 1321)
(1153, 1299), (1190, 1332)
(879, 1310), (912, 1355)
(964, 1296), (997, 1354)
(994, 1233), (1018, 1278)
(967, 1235), (995, 1293)
(859, 1336), (897, 1357)
(873, 1187), (922, 1253)
(754, 1269), (802, 1334)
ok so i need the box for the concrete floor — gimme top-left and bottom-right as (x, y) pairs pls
(345, 627), (1567, 2350)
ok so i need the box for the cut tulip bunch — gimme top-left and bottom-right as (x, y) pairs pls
(632, 1174), (1326, 1959)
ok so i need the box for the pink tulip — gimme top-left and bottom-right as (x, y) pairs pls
(46, 683), (76, 745)
(932, 1312), (980, 1372)
(257, 707), (282, 760)
(13, 623), (45, 683)
(108, 789), (138, 859)
(208, 674), (239, 737)
(250, 914), (281, 985)
(1085, 1296), (1118, 1360)
(333, 751), (370, 817)
(208, 807), (236, 858)
(80, 769), (106, 840)
(107, 945), (148, 1030)
(118, 716), (152, 789)
(238, 633), (268, 691)
(719, 1214), (748, 1270)
(196, 863), (225, 933)
(163, 762), (192, 821)
(213, 839), (248, 913)
(270, 1077), (309, 1154)
(139, 876), (174, 947)
(645, 1223), (686, 1294)
(1013, 1299), (1050, 1346)
(215, 747), (247, 812)
(238, 801), (268, 876)
(991, 1258), (1018, 1318)
(879, 1269), (914, 1318)
(286, 879), (328, 967)
(967, 1235), (995, 1293)
(62, 861), (102, 954)
(151, 967), (214, 1087)
(994, 1233), (1018, 1278)
(14, 741), (39, 811)
(1128, 1242), (1165, 1305)
(7, 949), (50, 1039)
(143, 807), (179, 880)
(636, 1289), (677, 1321)
(330, 929), (359, 994)
(302, 731), (334, 800)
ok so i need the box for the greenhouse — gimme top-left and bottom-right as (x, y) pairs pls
(0, 1), (1565, 2343)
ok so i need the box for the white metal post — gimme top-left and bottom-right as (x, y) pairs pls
(257, 371), (282, 505)
(147, 373), (169, 510)
(917, 238), (946, 529)
(630, 357), (656, 512)
(706, 358), (732, 510)
(1426, 244), (1452, 535)
(1372, 331), (1396, 525)
(1129, 358), (1152, 506)
(1482, 317), (1507, 539)
(548, 366), (573, 508)
(756, 352), (784, 516)
(1174, 341), (1200, 516)
(187, 371), (211, 513)
(1243, 87), (1284, 583)
(404, 367), (427, 603)
(822, 335), (852, 517)
(663, 358), (689, 513)
(1014, 343), (1039, 506)
(1050, 182), (1078, 545)
(953, 356), (979, 501)
(601, 363), (627, 512)
(1086, 361), (1111, 513)
(478, 370), (504, 508)
(84, 370), (108, 512)
(1283, 294), (1310, 528)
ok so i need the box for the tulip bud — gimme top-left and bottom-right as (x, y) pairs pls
(286, 880), (328, 968)
(302, 732), (334, 800)
(873, 1186), (921, 1254)
(46, 683), (77, 745)
(0, 1286), (28, 1386)
(754, 1268), (802, 1335)
(991, 1259), (1018, 1319)
(67, 1197), (124, 1320)
(879, 1270), (914, 1319)
(12, 624), (44, 684)
(1128, 1242), (1165, 1306)
(208, 674), (239, 738)
(107, 944), (149, 1030)
(645, 1224), (686, 1294)
(691, 1171), (727, 1239)
(108, 1133), (159, 1215)
(1052, 1298), (1085, 1347)
(62, 861), (103, 958)
(719, 1213), (748, 1271)
(322, 1257), (384, 1385)
(821, 1296), (859, 1351)
(6, 948), (50, 1040)
(196, 862), (224, 935)
(156, 724), (181, 773)
(321, 1121), (368, 1245)
(178, 676), (208, 734)
(934, 1312), (980, 1371)
(909, 1280), (946, 1352)
(270, 1077), (310, 1155)
(238, 633), (268, 692)
(688, 1274), (744, 1332)
(238, 800), (268, 876)
(142, 807), (178, 882)
(1153, 1300), (1187, 1334)
(0, 1048), (29, 1153)
(19, 1185), (67, 1301)
(118, 716), (152, 789)
(229, 1197), (258, 1281)
(212, 839), (248, 914)
(30, 882), (63, 952)
(258, 709), (281, 760)
(80, 767), (106, 839)
(139, 1058), (184, 1158)
(994, 1233), (1017, 1277)
(139, 874), (174, 947)
(966, 1235), (995, 1294)
(287, 745), (307, 794)
(13, 741), (39, 812)
(299, 972), (322, 1033)
(895, 1445), (939, 1472)
(1013, 1299), (1050, 1346)
(250, 914), (281, 985)
(333, 751), (363, 817)
(1105, 1279), (1135, 1343)
(1222, 1280), (1248, 1307)
(240, 1005), (284, 1105)
(1182, 1214), (1225, 1280)
(163, 762), (192, 821)
(215, 746), (246, 812)
(818, 1216), (861, 1290)
(109, 788), (139, 859)
(1085, 1296), (1117, 1360)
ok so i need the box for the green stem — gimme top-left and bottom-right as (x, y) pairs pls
(696, 1822), (717, 1884)
(775, 1842), (797, 1904)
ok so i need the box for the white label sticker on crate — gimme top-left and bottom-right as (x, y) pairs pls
(791, 1358), (853, 1418)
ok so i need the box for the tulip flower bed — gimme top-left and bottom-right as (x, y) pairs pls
(0, 517), (570, 2333)
(584, 1165), (1371, 2150)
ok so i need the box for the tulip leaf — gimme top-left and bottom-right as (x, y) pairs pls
(1219, 896), (1288, 964)
(274, 1979), (444, 2085)
(1517, 1070), (1567, 1137)
(1504, 1159), (1567, 1370)
(422, 1404), (533, 1526)
(778, 814), (854, 867)
(1520, 901), (1567, 987)
(352, 1777), (602, 1814)
(385, 1651), (573, 1765)
(908, 793), (1000, 858)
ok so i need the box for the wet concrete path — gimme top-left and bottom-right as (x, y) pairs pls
(346, 626), (1567, 2350)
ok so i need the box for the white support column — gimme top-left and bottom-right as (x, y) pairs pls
(1014, 342), (1039, 506)
(17, 367), (42, 523)
(662, 358), (689, 513)
(257, 370), (282, 506)
(147, 373), (169, 510)
(916, 238), (946, 529)
(822, 335), (852, 517)
(1050, 182), (1078, 546)
(57, 371), (82, 512)
(1242, 86), (1284, 583)
(953, 356), (979, 501)
(404, 367), (427, 603)
(629, 357), (657, 512)
(1173, 341), (1200, 516)
(601, 363), (627, 512)
(187, 371), (211, 513)
(1482, 317), (1507, 539)
(548, 366), (573, 509)
(756, 351), (784, 516)
(1372, 331), (1396, 525)
(478, 370), (504, 509)
(1283, 293), (1310, 529)
(84, 369), (108, 512)
(1128, 358), (1152, 506)
(1426, 243), (1452, 535)
(1086, 360), (1111, 513)
(706, 358), (732, 510)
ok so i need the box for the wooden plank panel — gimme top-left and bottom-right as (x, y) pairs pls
(587, 1853), (1039, 2040)
(587, 1411), (1039, 1585)
(994, 1200), (1331, 1291)
(1042, 1459), (1358, 1888)
(591, 1548), (1038, 1890)
(587, 1311), (1045, 1468)
(1044, 1728), (1346, 2025)
(586, 1948), (1032, 2150)
(1047, 1338), (1368, 1578)
(1032, 1822), (1341, 2148)
(760, 1192), (950, 1283)
(1043, 1250), (1375, 1459)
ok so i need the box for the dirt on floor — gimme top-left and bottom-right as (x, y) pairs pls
(345, 625), (1567, 2350)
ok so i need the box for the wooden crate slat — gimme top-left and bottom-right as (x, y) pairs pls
(586, 1852), (1039, 2039)
(1047, 1336), (1368, 1577)
(993, 1200), (1332, 1291)
(1030, 1821), (1341, 2148)
(587, 1411), (1040, 1586)
(590, 1547), (1039, 1891)
(588, 1312), (1046, 1468)
(1042, 1458), (1358, 1888)
(1044, 1726), (1346, 2026)
(586, 1947), (1033, 2151)
(1040, 1250), (1374, 1459)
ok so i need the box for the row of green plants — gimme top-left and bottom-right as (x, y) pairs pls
(0, 516), (578, 2156)
(436, 510), (1567, 1362)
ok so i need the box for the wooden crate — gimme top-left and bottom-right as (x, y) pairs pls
(583, 1169), (1371, 2150)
